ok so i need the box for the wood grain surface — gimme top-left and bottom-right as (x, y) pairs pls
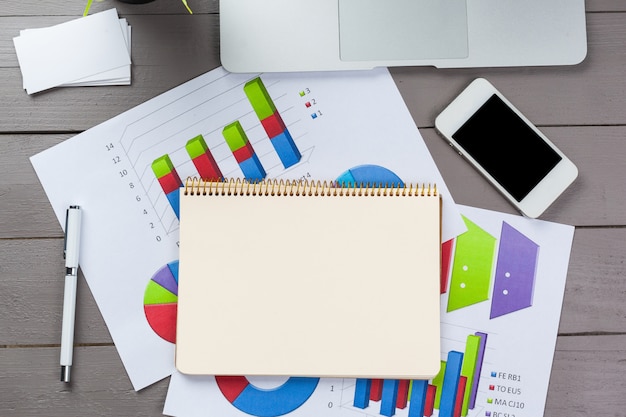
(1, 1), (625, 416)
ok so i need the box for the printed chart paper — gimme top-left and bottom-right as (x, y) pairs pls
(163, 205), (574, 417)
(30, 66), (465, 390)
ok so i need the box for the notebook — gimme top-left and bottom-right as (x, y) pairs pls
(176, 178), (442, 379)
(219, 0), (588, 72)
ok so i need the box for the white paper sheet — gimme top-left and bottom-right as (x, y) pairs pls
(30, 66), (465, 390)
(164, 205), (574, 417)
(13, 8), (131, 94)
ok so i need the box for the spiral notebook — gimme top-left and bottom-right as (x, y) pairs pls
(176, 178), (442, 379)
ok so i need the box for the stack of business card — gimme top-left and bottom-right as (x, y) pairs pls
(13, 8), (131, 95)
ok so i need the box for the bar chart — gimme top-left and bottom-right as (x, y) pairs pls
(146, 76), (305, 223)
(352, 332), (488, 417)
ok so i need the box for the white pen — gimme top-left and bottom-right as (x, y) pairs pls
(60, 205), (82, 383)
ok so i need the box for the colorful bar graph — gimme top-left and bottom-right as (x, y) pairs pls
(351, 334), (487, 417)
(222, 121), (266, 181)
(490, 222), (539, 318)
(447, 216), (497, 312)
(151, 154), (182, 218)
(244, 77), (301, 168)
(185, 134), (223, 181)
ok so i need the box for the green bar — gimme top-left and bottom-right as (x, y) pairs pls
(432, 360), (446, 409)
(222, 121), (249, 151)
(185, 135), (209, 159)
(447, 215), (496, 312)
(151, 154), (174, 179)
(461, 335), (481, 416)
(244, 77), (276, 120)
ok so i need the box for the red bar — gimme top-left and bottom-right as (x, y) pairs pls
(192, 152), (223, 181)
(424, 384), (436, 416)
(441, 239), (454, 294)
(157, 170), (182, 195)
(396, 380), (410, 409)
(453, 376), (467, 417)
(232, 141), (255, 163)
(261, 111), (287, 139)
(370, 379), (384, 401)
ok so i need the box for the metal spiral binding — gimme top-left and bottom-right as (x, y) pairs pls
(184, 177), (437, 197)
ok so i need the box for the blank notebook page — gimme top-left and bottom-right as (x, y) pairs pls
(176, 179), (442, 379)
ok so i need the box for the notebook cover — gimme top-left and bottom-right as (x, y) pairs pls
(176, 180), (441, 379)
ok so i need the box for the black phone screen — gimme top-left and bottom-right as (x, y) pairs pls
(452, 94), (562, 202)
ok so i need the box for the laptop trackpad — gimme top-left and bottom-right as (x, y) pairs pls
(339, 0), (468, 61)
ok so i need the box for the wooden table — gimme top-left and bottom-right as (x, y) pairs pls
(1, 1), (625, 415)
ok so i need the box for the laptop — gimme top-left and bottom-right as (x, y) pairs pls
(220, 0), (587, 73)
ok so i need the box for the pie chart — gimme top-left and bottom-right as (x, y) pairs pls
(143, 260), (179, 344)
(336, 164), (404, 187)
(215, 376), (319, 417)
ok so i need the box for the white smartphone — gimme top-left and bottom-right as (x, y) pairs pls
(435, 78), (578, 218)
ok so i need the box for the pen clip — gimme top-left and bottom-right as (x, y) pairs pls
(64, 205), (80, 260)
(63, 208), (70, 260)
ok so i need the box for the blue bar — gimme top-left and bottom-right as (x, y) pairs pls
(380, 379), (400, 417)
(439, 351), (464, 417)
(270, 130), (301, 168)
(408, 380), (428, 417)
(353, 379), (372, 409)
(238, 154), (266, 182)
(165, 189), (180, 219)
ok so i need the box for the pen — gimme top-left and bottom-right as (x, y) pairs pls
(60, 205), (82, 383)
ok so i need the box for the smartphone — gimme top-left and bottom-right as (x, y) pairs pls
(435, 78), (578, 218)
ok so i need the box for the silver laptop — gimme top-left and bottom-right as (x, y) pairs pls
(220, 0), (587, 73)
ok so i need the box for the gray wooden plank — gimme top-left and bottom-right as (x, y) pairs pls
(0, 14), (219, 68)
(0, 13), (625, 130)
(559, 228), (626, 334)
(0, 0), (218, 16)
(0, 135), (68, 239)
(0, 345), (168, 417)
(2, 128), (626, 240)
(1, 0), (623, 17)
(420, 125), (626, 226)
(546, 335), (626, 417)
(586, 0), (626, 11)
(2, 226), (624, 346)
(0, 238), (113, 346)
(1, 336), (624, 416)
(391, 12), (626, 128)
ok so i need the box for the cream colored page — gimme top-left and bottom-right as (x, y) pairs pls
(177, 189), (441, 379)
